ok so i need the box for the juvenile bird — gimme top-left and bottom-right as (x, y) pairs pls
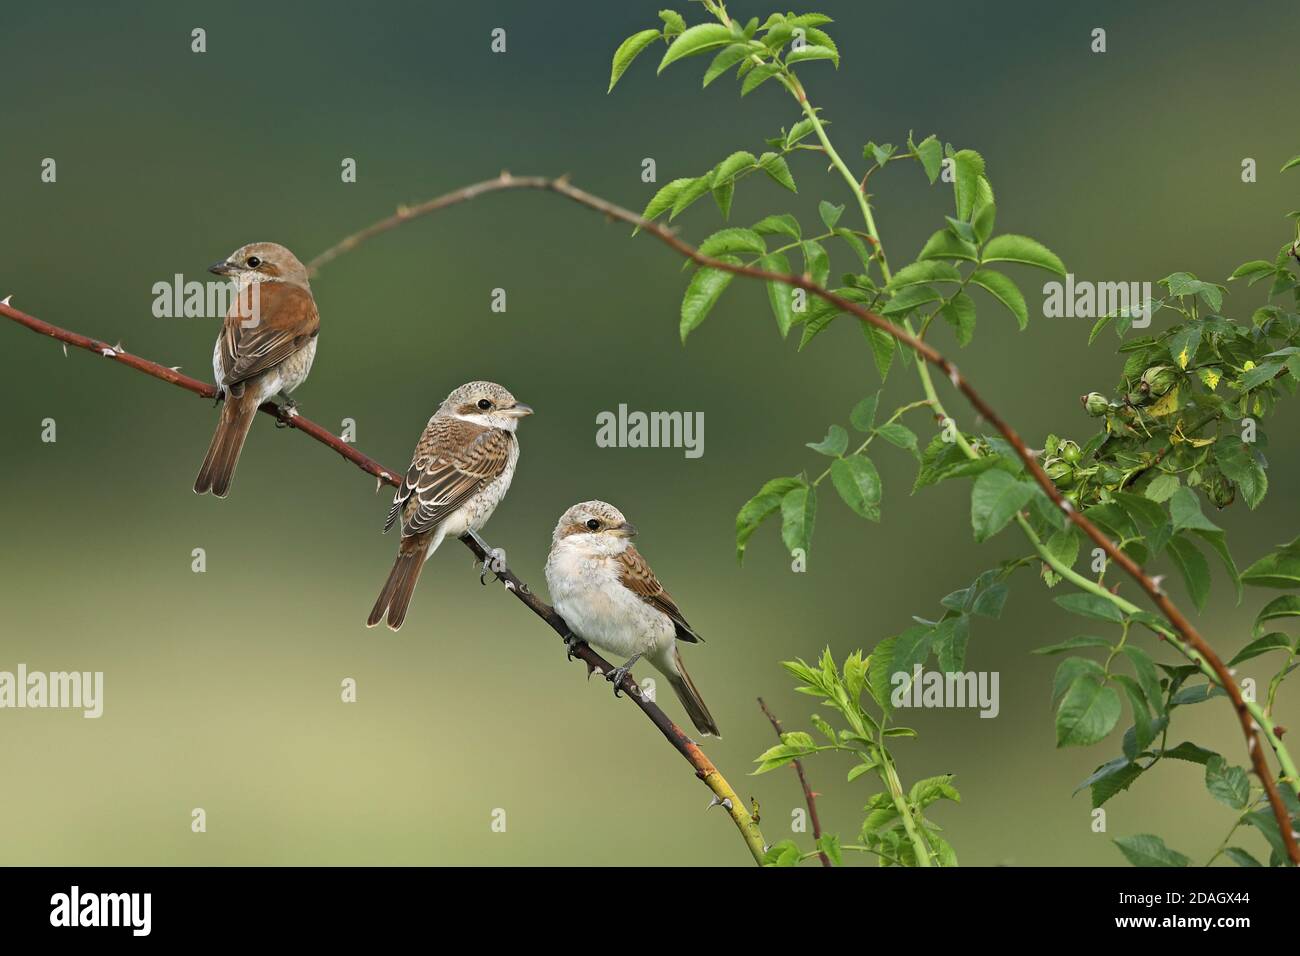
(195, 242), (319, 497)
(545, 500), (720, 737)
(367, 381), (532, 631)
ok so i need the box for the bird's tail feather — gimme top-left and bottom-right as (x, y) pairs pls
(194, 391), (260, 497)
(367, 541), (427, 631)
(666, 647), (721, 738)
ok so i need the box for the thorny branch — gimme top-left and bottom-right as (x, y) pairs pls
(5, 170), (1297, 865)
(307, 172), (1298, 864)
(0, 293), (768, 866)
(759, 697), (830, 867)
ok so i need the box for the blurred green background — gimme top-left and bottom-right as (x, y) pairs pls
(1, 0), (1297, 866)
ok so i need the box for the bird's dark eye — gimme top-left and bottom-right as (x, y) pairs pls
(246, 256), (261, 268)
(477, 398), (492, 410)
(585, 519), (601, 531)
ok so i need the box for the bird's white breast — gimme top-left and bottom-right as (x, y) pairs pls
(544, 543), (673, 660)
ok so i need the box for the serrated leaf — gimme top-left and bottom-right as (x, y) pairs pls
(919, 228), (979, 263)
(1167, 534), (1211, 612)
(712, 150), (758, 184)
(850, 393), (879, 432)
(807, 424), (848, 457)
(981, 234), (1066, 275)
(1204, 756), (1250, 810)
(968, 269), (1028, 329)
(702, 42), (752, 87)
(680, 258), (737, 342)
(1228, 631), (1291, 665)
(752, 213), (801, 239)
(941, 292), (977, 346)
(831, 455), (882, 520)
(970, 470), (1035, 542)
(736, 476), (803, 563)
(1034, 635), (1112, 655)
(786, 44), (838, 66)
(910, 133), (943, 184)
(759, 252), (796, 337)
(759, 152), (797, 192)
(640, 177), (693, 223)
(1253, 596), (1300, 637)
(1056, 675), (1121, 747)
(818, 200), (844, 230)
(1114, 834), (1190, 867)
(1053, 592), (1126, 623)
(780, 484), (817, 553)
(1216, 440), (1267, 510)
(658, 23), (736, 73)
(609, 29), (662, 93)
(697, 227), (765, 258)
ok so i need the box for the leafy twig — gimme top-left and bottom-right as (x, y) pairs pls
(758, 696), (830, 866)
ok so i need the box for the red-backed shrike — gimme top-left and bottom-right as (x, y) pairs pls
(194, 241), (319, 497)
(545, 500), (720, 737)
(367, 381), (533, 631)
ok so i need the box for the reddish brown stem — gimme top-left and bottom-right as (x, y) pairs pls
(758, 697), (830, 867)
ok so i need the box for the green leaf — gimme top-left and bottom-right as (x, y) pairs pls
(910, 774), (961, 808)
(697, 227), (765, 258)
(1204, 756), (1250, 810)
(875, 422), (919, 458)
(609, 29), (662, 92)
(1054, 592), (1126, 624)
(1253, 596), (1300, 637)
(941, 292), (977, 347)
(861, 322), (896, 382)
(1056, 675), (1122, 747)
(658, 23), (735, 73)
(780, 484), (817, 553)
(951, 149), (988, 221)
(1223, 847), (1264, 867)
(981, 234), (1066, 275)
(1166, 534), (1211, 612)
(711, 179), (734, 219)
(1161, 741), (1219, 764)
(1282, 155), (1300, 173)
(1229, 259), (1276, 281)
(933, 615), (971, 671)
(968, 269), (1028, 329)
(658, 9), (686, 34)
(818, 200), (844, 230)
(639, 177), (693, 223)
(807, 424), (848, 457)
(1077, 757), (1144, 808)
(1242, 548), (1300, 588)
(919, 228), (979, 263)
(1033, 635), (1113, 655)
(816, 833), (844, 866)
(712, 150), (758, 184)
(1114, 834), (1190, 867)
(669, 175), (714, 219)
(1122, 646), (1165, 717)
(910, 133), (943, 184)
(761, 838), (803, 866)
(701, 43), (751, 87)
(888, 260), (962, 289)
(970, 470), (1035, 542)
(786, 44), (838, 67)
(735, 476), (803, 563)
(759, 153), (798, 192)
(831, 455), (882, 521)
(679, 258), (737, 342)
(972, 201), (996, 245)
(849, 393), (879, 432)
(800, 239), (829, 287)
(752, 213), (801, 240)
(1216, 440), (1268, 510)
(867, 635), (898, 713)
(1229, 631), (1291, 666)
(740, 62), (782, 96)
(1169, 486), (1219, 533)
(759, 252), (796, 337)
(1145, 473), (1180, 502)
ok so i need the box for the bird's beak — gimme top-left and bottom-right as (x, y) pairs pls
(208, 260), (237, 277)
(612, 521), (638, 538)
(503, 402), (535, 418)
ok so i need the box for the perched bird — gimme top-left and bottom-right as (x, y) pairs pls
(194, 242), (320, 497)
(367, 381), (533, 631)
(545, 500), (720, 737)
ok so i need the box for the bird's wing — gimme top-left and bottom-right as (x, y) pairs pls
(614, 544), (701, 643)
(385, 417), (515, 536)
(220, 282), (319, 387)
